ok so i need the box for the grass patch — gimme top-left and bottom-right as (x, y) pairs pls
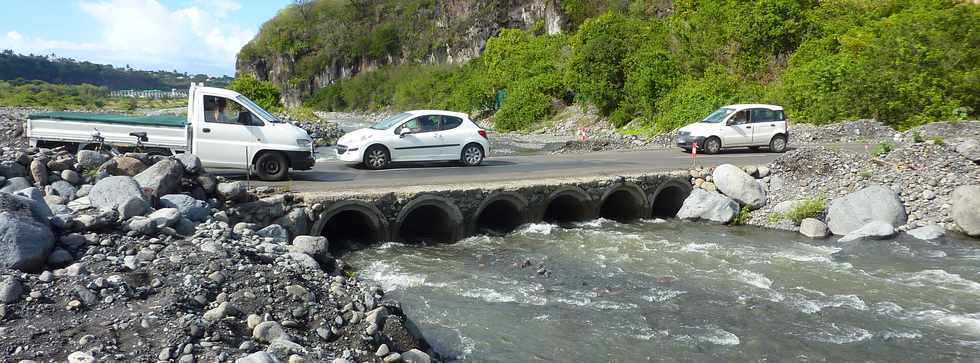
(80, 166), (99, 179)
(731, 205), (752, 225)
(769, 194), (828, 224)
(930, 136), (944, 145)
(869, 141), (896, 157)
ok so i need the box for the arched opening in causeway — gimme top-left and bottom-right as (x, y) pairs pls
(312, 201), (387, 255)
(599, 185), (646, 222)
(542, 188), (592, 224)
(396, 196), (463, 244)
(649, 180), (692, 218)
(473, 193), (527, 235)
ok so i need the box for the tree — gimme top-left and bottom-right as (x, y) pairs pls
(229, 74), (282, 112)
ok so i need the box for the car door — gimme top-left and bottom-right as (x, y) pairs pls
(750, 108), (778, 145)
(194, 95), (255, 169)
(721, 110), (753, 146)
(434, 115), (465, 160)
(388, 116), (441, 161)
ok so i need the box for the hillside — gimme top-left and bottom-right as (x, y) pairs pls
(237, 0), (979, 132)
(0, 50), (233, 90)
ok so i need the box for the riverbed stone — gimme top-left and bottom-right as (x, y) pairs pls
(951, 185), (980, 237)
(676, 189), (739, 224)
(50, 180), (77, 201)
(108, 156), (147, 176)
(826, 185), (907, 235)
(908, 224), (945, 240)
(159, 194), (209, 222)
(61, 170), (81, 185)
(838, 221), (896, 242)
(134, 158), (182, 198)
(76, 150), (108, 169)
(0, 211), (55, 272)
(175, 153), (203, 175)
(711, 164), (767, 208)
(0, 276), (24, 303)
(253, 321), (288, 343)
(236, 351), (281, 363)
(289, 235), (330, 265)
(0, 160), (27, 178)
(89, 176), (146, 210)
(954, 138), (980, 162)
(400, 349), (431, 363)
(217, 181), (246, 201)
(29, 158), (48, 186)
(1, 177), (31, 193)
(799, 218), (829, 238)
(257, 224), (289, 242)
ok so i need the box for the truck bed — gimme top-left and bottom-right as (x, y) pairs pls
(27, 112), (188, 151)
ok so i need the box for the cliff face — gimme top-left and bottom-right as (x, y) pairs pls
(237, 0), (566, 107)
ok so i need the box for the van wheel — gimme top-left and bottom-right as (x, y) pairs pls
(364, 145), (390, 170)
(769, 135), (787, 153)
(254, 152), (288, 181)
(702, 137), (721, 154)
(461, 143), (484, 166)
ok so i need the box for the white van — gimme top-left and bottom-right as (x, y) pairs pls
(675, 104), (789, 154)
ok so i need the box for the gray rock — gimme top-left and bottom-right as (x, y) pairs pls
(61, 170), (81, 185)
(46, 247), (74, 267)
(285, 253), (321, 270)
(952, 185), (980, 237)
(30, 158), (48, 186)
(277, 208), (310, 238)
(955, 138), (980, 162)
(133, 158), (182, 198)
(0, 204), (55, 272)
(289, 235), (330, 265)
(11, 187), (54, 222)
(159, 194), (209, 222)
(76, 184), (93, 198)
(838, 221), (897, 242)
(1, 177), (31, 193)
(117, 195), (150, 221)
(267, 338), (306, 355)
(147, 208), (182, 228)
(252, 321), (287, 343)
(196, 173), (218, 195)
(773, 200), (804, 215)
(826, 185), (907, 235)
(67, 351), (96, 363)
(217, 181), (246, 201)
(50, 180), (76, 202)
(676, 189), (739, 224)
(711, 164), (767, 208)
(908, 224), (945, 240)
(203, 302), (239, 321)
(74, 285), (98, 306)
(174, 218), (196, 236)
(799, 218), (829, 238)
(126, 216), (160, 235)
(89, 176), (147, 210)
(757, 166), (771, 178)
(175, 153), (203, 175)
(0, 276), (24, 303)
(257, 224), (289, 242)
(0, 160), (27, 178)
(235, 352), (281, 363)
(401, 349), (431, 363)
(76, 150), (108, 169)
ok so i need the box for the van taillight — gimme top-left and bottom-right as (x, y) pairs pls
(478, 130), (488, 139)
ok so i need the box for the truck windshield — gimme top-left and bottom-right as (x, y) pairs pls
(702, 108), (735, 123)
(236, 95), (280, 123)
(370, 112), (412, 130)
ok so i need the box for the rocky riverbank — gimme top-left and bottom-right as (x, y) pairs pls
(676, 121), (980, 241)
(0, 110), (433, 362)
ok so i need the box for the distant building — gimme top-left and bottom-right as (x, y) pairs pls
(109, 88), (188, 99)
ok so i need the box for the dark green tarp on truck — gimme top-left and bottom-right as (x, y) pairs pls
(28, 112), (186, 127)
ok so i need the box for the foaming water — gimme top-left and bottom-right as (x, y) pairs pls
(346, 219), (980, 361)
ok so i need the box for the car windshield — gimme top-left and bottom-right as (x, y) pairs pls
(701, 108), (735, 123)
(370, 112), (413, 130)
(235, 95), (280, 123)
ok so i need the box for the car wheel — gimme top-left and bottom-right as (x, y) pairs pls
(769, 135), (787, 153)
(364, 145), (390, 170)
(461, 143), (484, 166)
(254, 152), (288, 181)
(702, 137), (721, 154)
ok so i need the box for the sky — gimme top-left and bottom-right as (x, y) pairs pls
(0, 0), (292, 76)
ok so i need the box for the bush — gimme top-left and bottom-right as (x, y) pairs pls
(565, 12), (636, 115)
(229, 74), (282, 112)
(869, 141), (896, 157)
(732, 205), (753, 225)
(493, 80), (553, 131)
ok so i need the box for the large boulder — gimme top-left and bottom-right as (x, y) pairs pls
(0, 194), (55, 272)
(89, 176), (147, 210)
(134, 158), (182, 198)
(107, 156), (147, 176)
(175, 153), (203, 175)
(711, 164), (767, 208)
(159, 194), (209, 222)
(276, 208), (310, 238)
(838, 221), (896, 242)
(257, 224), (289, 242)
(11, 187), (54, 222)
(799, 218), (829, 238)
(955, 138), (980, 163)
(826, 185), (907, 235)
(951, 185), (980, 237)
(676, 189), (739, 224)
(289, 235), (330, 266)
(76, 150), (108, 169)
(196, 173), (218, 195)
(217, 181), (246, 201)
(0, 177), (31, 193)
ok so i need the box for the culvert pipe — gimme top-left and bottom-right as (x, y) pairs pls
(541, 186), (594, 224)
(598, 183), (647, 222)
(311, 200), (388, 255)
(648, 179), (692, 218)
(472, 192), (528, 236)
(395, 195), (464, 244)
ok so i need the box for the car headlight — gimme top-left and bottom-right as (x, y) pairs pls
(296, 139), (312, 147)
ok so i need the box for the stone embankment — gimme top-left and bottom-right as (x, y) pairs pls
(0, 109), (432, 362)
(676, 121), (980, 240)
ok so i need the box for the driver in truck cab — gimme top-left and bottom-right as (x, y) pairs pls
(204, 97), (231, 123)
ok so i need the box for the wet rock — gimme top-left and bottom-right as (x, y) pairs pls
(381, 316), (426, 353)
(712, 164), (767, 208)
(0, 276), (24, 303)
(89, 176), (147, 210)
(159, 194), (209, 222)
(838, 221), (896, 242)
(908, 224), (945, 240)
(134, 158), (182, 197)
(676, 189), (739, 224)
(826, 185), (907, 235)
(951, 185), (980, 237)
(799, 218), (829, 238)
(76, 150), (108, 169)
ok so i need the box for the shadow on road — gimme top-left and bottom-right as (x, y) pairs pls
(345, 159), (517, 170)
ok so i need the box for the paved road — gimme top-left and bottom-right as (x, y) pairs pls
(223, 145), (862, 193)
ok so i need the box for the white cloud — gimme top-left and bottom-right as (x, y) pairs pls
(0, 0), (253, 75)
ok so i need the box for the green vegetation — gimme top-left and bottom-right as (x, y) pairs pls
(732, 205), (753, 226)
(229, 74), (282, 112)
(250, 0), (978, 132)
(870, 141), (897, 157)
(912, 131), (925, 143)
(769, 194), (828, 224)
(0, 79), (185, 110)
(930, 136), (945, 145)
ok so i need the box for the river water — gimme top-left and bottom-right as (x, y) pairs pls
(345, 219), (980, 362)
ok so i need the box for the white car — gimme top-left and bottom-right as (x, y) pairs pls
(675, 104), (789, 154)
(336, 110), (490, 169)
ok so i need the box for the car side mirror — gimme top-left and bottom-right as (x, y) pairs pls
(238, 111), (252, 125)
(398, 128), (411, 138)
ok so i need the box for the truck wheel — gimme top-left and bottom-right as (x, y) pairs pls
(769, 135), (787, 153)
(460, 143), (484, 166)
(702, 137), (721, 154)
(364, 145), (390, 170)
(254, 152), (288, 181)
